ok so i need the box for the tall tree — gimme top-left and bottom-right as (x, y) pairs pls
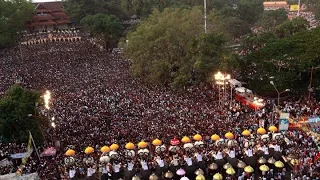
(257, 8), (288, 31)
(0, 85), (48, 143)
(0, 0), (34, 48)
(81, 13), (124, 49)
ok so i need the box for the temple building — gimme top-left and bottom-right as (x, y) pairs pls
(25, 2), (71, 32)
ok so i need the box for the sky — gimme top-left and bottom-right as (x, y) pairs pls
(31, 0), (61, 2)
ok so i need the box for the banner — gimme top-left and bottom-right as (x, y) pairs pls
(279, 113), (289, 131)
(290, 5), (299, 11)
(10, 149), (33, 159)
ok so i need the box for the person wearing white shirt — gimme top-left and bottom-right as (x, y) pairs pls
(87, 166), (94, 180)
(69, 167), (76, 180)
(113, 162), (122, 180)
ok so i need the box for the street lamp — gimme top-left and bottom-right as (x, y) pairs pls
(270, 81), (290, 107)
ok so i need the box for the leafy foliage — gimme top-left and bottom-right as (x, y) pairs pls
(0, 85), (48, 143)
(81, 13), (124, 49)
(0, 0), (34, 48)
(257, 9), (288, 31)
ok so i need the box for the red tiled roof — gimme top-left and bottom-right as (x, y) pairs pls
(31, 21), (56, 27)
(32, 14), (54, 21)
(51, 12), (68, 18)
(55, 20), (71, 24)
(34, 2), (63, 11)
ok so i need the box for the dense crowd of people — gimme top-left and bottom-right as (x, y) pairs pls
(0, 32), (320, 180)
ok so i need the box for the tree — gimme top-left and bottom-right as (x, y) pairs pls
(81, 13), (124, 49)
(237, 0), (264, 25)
(275, 17), (310, 38)
(0, 0), (34, 48)
(124, 7), (231, 88)
(0, 85), (48, 143)
(257, 9), (288, 31)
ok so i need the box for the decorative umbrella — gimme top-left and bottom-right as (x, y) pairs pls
(257, 127), (267, 135)
(226, 167), (236, 175)
(195, 169), (204, 175)
(193, 134), (203, 141)
(138, 141), (148, 149)
(244, 166), (254, 173)
(274, 161), (284, 168)
(180, 177), (189, 180)
(225, 132), (234, 139)
(267, 157), (276, 164)
(152, 139), (162, 146)
(259, 164), (270, 172)
(196, 175), (205, 180)
(176, 168), (186, 176)
(132, 175), (140, 180)
(208, 163), (218, 170)
(164, 171), (174, 178)
(84, 146), (94, 154)
(126, 142), (135, 150)
(223, 163), (232, 170)
(181, 136), (191, 143)
(242, 130), (251, 136)
(110, 144), (119, 151)
(290, 159), (300, 166)
(237, 160), (246, 169)
(170, 138), (180, 146)
(65, 149), (75, 156)
(213, 173), (223, 180)
(211, 134), (220, 141)
(100, 146), (110, 153)
(268, 126), (278, 132)
(149, 173), (158, 180)
(258, 157), (267, 164)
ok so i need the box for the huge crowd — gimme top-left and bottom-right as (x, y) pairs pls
(0, 32), (320, 180)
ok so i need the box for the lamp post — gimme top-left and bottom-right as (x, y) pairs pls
(270, 81), (290, 107)
(204, 0), (207, 33)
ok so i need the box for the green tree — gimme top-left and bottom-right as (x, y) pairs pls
(81, 13), (124, 49)
(257, 8), (288, 31)
(0, 0), (34, 48)
(275, 17), (310, 38)
(237, 0), (264, 25)
(0, 85), (48, 143)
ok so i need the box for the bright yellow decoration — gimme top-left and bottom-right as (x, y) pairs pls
(152, 139), (162, 146)
(213, 173), (223, 180)
(268, 126), (278, 132)
(225, 132), (234, 139)
(193, 134), (203, 141)
(259, 164), (270, 172)
(138, 141), (148, 149)
(84, 147), (94, 154)
(181, 136), (191, 143)
(110, 144), (119, 151)
(65, 149), (75, 156)
(211, 134), (220, 141)
(125, 142), (135, 150)
(242, 130), (251, 136)
(100, 146), (110, 153)
(196, 174), (205, 180)
(274, 161), (284, 168)
(244, 166), (254, 173)
(257, 127), (267, 135)
(226, 167), (236, 175)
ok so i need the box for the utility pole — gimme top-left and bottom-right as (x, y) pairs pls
(204, 0), (207, 33)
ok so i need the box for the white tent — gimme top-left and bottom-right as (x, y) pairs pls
(228, 79), (242, 87)
(235, 87), (252, 94)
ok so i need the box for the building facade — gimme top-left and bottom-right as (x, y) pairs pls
(26, 2), (71, 32)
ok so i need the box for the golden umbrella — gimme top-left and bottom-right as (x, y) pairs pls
(100, 146), (110, 153)
(258, 157), (267, 164)
(259, 164), (270, 172)
(149, 173), (158, 180)
(290, 159), (300, 166)
(244, 166), (254, 173)
(213, 173), (223, 180)
(193, 134), (203, 141)
(267, 157), (276, 164)
(181, 136), (191, 143)
(125, 142), (135, 150)
(208, 163), (218, 170)
(110, 144), (119, 151)
(132, 175), (141, 180)
(257, 127), (267, 135)
(211, 134), (220, 141)
(84, 147), (94, 154)
(65, 149), (75, 156)
(138, 141), (148, 149)
(237, 160), (246, 169)
(195, 169), (204, 175)
(223, 163), (232, 170)
(268, 126), (278, 132)
(274, 161), (284, 168)
(164, 171), (173, 178)
(152, 139), (162, 146)
(196, 175), (205, 180)
(242, 130), (251, 136)
(226, 167), (236, 175)
(225, 132), (234, 139)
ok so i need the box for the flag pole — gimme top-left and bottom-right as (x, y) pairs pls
(29, 131), (41, 160)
